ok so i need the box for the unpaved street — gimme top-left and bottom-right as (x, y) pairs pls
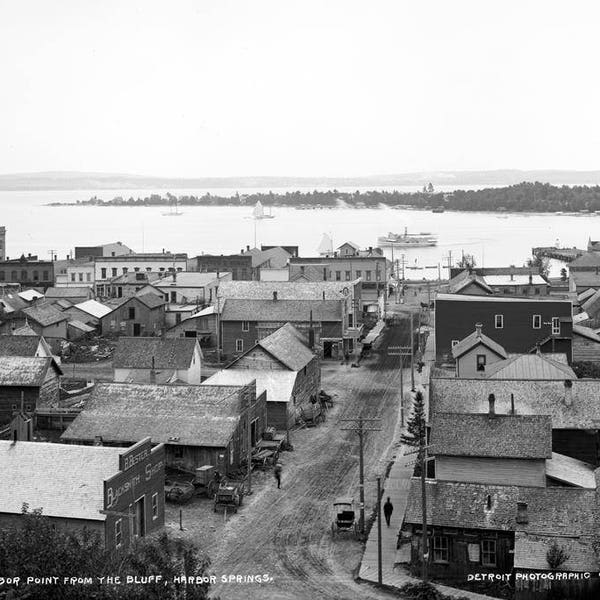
(166, 320), (413, 600)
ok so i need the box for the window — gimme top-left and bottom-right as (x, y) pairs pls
(78, 273), (83, 282)
(0, 271), (4, 281)
(128, 307), (135, 319)
(170, 291), (177, 303)
(242, 321), (250, 332)
(366, 270), (372, 281)
(476, 354), (486, 372)
(236, 339), (244, 352)
(33, 270), (39, 281)
(534, 287), (540, 295)
(152, 493), (158, 519)
(433, 536), (449, 563)
(494, 314), (504, 329)
(532, 315), (541, 329)
(21, 270), (27, 280)
(481, 540), (496, 566)
(522, 287), (528, 295)
(101, 268), (107, 279)
(115, 519), (123, 547)
(122, 267), (128, 274)
(86, 273), (91, 282)
(10, 270), (17, 280)
(451, 340), (459, 348)
(345, 270), (351, 280)
(71, 273), (76, 282)
(376, 270), (381, 281)
(335, 271), (341, 281)
(356, 270), (361, 278)
(552, 317), (560, 335)
(134, 267), (140, 272)
(25, 404), (32, 412)
(146, 267), (152, 272)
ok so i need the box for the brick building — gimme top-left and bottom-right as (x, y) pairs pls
(0, 256), (54, 290)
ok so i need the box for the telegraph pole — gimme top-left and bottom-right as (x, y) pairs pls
(410, 314), (415, 391)
(377, 476), (383, 585)
(388, 344), (411, 425)
(420, 436), (428, 582)
(340, 416), (381, 534)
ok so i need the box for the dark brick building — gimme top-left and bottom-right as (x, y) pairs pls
(190, 254), (254, 280)
(0, 256), (54, 290)
(435, 294), (573, 364)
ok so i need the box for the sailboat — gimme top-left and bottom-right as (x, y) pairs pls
(162, 197), (183, 216)
(252, 200), (275, 220)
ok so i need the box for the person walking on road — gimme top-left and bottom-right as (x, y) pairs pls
(274, 462), (282, 489)
(383, 497), (394, 527)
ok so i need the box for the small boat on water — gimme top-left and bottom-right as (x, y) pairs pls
(431, 207), (445, 213)
(253, 200), (275, 219)
(377, 227), (437, 248)
(162, 198), (183, 216)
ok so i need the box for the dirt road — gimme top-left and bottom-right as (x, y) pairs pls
(169, 321), (412, 600)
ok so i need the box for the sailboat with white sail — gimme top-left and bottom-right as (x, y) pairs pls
(162, 197), (183, 216)
(252, 200), (275, 219)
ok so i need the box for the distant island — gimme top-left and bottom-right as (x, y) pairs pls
(46, 182), (600, 213)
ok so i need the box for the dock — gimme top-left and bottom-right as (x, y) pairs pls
(532, 246), (585, 262)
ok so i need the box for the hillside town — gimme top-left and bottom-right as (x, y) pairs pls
(2, 224), (600, 600)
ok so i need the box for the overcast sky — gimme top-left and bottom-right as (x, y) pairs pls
(1, 0), (599, 177)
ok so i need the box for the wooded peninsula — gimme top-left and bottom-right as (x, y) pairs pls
(48, 182), (600, 213)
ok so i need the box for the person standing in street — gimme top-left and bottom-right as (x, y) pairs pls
(383, 497), (394, 527)
(274, 462), (282, 489)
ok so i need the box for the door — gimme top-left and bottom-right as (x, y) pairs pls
(133, 323), (141, 336)
(323, 341), (333, 358)
(135, 496), (145, 537)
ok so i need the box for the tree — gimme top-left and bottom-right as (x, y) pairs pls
(456, 253), (476, 270)
(401, 390), (426, 450)
(426, 182), (434, 193)
(526, 252), (550, 277)
(0, 505), (214, 600)
(560, 267), (567, 281)
(546, 541), (570, 569)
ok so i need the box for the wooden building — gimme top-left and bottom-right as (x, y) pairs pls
(435, 294), (573, 365)
(45, 286), (94, 305)
(451, 324), (507, 376)
(189, 253), (254, 281)
(448, 267), (550, 296)
(401, 480), (597, 589)
(100, 294), (166, 337)
(0, 334), (54, 359)
(20, 302), (69, 340)
(430, 411), (552, 487)
(164, 305), (218, 347)
(572, 325), (600, 362)
(112, 337), (202, 384)
(61, 382), (266, 476)
(0, 356), (62, 426)
(430, 377), (600, 466)
(0, 438), (164, 552)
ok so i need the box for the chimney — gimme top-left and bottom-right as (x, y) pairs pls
(528, 273), (533, 285)
(150, 356), (156, 384)
(322, 291), (325, 300)
(510, 393), (515, 415)
(475, 323), (483, 337)
(516, 502), (529, 524)
(93, 436), (103, 446)
(273, 291), (278, 302)
(488, 393), (496, 416)
(247, 245), (250, 252)
(510, 272), (514, 281)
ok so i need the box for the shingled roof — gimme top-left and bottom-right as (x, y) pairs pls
(430, 377), (600, 429)
(62, 383), (248, 447)
(258, 323), (314, 370)
(430, 413), (552, 459)
(0, 356), (62, 386)
(218, 280), (356, 301)
(112, 337), (200, 370)
(569, 253), (600, 268)
(0, 335), (43, 357)
(0, 441), (122, 521)
(451, 326), (507, 360)
(221, 298), (342, 322)
(404, 479), (596, 536)
(203, 369), (297, 404)
(22, 302), (68, 327)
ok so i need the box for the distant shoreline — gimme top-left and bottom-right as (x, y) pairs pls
(43, 182), (600, 214)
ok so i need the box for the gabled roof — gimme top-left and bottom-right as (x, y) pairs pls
(62, 383), (247, 447)
(404, 479), (596, 536)
(436, 293), (572, 304)
(221, 298), (342, 322)
(429, 377), (600, 429)
(448, 270), (492, 294)
(203, 369), (297, 403)
(45, 287), (91, 298)
(246, 246), (291, 269)
(0, 356), (62, 386)
(337, 241), (360, 251)
(430, 413), (552, 459)
(55, 299), (73, 309)
(68, 320), (95, 333)
(484, 353), (576, 380)
(113, 337), (200, 370)
(12, 323), (38, 336)
(22, 302), (68, 327)
(74, 299), (113, 319)
(577, 288), (597, 303)
(18, 289), (45, 302)
(0, 335), (43, 357)
(136, 293), (165, 309)
(582, 288), (600, 315)
(545, 452), (596, 488)
(0, 441), (122, 521)
(155, 272), (224, 288)
(569, 271), (600, 288)
(451, 328), (507, 360)
(218, 280), (356, 301)
(255, 323), (314, 371)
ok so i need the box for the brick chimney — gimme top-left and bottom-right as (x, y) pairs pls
(516, 502), (528, 524)
(488, 393), (496, 416)
(475, 323), (483, 337)
(528, 273), (533, 285)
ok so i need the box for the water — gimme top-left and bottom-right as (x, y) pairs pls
(1, 187), (595, 278)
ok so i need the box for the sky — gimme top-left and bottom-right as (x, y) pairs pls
(1, 0), (599, 178)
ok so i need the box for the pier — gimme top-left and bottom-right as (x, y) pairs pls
(532, 246), (585, 262)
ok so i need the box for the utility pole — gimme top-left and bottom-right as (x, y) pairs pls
(340, 416), (381, 534)
(377, 477), (383, 585)
(247, 398), (252, 495)
(216, 294), (221, 364)
(420, 436), (428, 582)
(388, 344), (411, 425)
(442, 250), (453, 280)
